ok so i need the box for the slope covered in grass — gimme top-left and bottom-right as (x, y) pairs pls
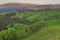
(23, 19), (60, 40)
(0, 9), (60, 40)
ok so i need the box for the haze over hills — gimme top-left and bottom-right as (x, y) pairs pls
(0, 3), (60, 12)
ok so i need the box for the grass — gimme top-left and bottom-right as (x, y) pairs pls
(0, 9), (60, 40)
(23, 26), (60, 40)
(10, 9), (60, 40)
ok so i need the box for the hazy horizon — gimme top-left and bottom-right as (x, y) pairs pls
(0, 0), (60, 4)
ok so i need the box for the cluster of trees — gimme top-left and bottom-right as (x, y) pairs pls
(0, 9), (60, 31)
(0, 28), (17, 40)
(0, 11), (31, 31)
(0, 12), (16, 31)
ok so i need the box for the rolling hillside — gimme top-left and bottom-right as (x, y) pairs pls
(23, 19), (60, 40)
(0, 8), (60, 40)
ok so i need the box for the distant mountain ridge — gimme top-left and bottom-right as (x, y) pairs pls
(0, 3), (60, 12)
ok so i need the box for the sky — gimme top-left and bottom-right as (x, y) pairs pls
(0, 0), (60, 4)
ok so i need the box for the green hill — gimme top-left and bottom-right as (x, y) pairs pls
(0, 9), (60, 40)
(23, 19), (60, 40)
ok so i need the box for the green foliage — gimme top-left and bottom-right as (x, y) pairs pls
(0, 9), (60, 40)
(0, 28), (17, 40)
(23, 19), (60, 40)
(12, 23), (31, 40)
